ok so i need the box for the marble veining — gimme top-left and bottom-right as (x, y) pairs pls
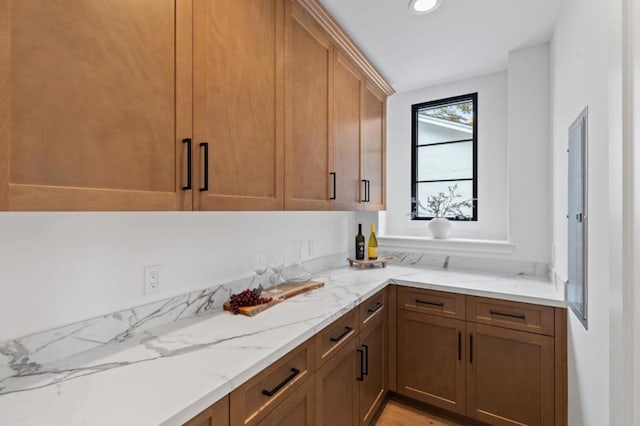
(0, 253), (344, 383)
(381, 250), (549, 277)
(0, 260), (564, 426)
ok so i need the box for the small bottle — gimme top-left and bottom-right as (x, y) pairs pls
(368, 224), (378, 260)
(355, 224), (365, 260)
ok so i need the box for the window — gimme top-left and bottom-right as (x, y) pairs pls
(411, 93), (478, 221)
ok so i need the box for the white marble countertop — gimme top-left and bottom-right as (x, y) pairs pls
(0, 265), (565, 426)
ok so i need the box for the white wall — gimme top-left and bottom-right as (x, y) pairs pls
(0, 212), (355, 342)
(385, 71), (509, 241)
(507, 44), (552, 263)
(551, 0), (611, 423)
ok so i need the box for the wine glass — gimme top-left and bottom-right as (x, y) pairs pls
(250, 251), (270, 289)
(269, 247), (286, 289)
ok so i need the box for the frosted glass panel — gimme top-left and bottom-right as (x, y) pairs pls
(416, 181), (473, 218)
(417, 142), (473, 181)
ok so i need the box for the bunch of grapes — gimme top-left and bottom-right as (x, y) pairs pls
(228, 288), (273, 314)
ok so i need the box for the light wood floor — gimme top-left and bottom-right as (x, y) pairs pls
(373, 397), (472, 426)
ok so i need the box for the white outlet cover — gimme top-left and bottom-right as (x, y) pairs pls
(144, 265), (161, 295)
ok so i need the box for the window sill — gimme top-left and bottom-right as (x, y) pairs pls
(378, 235), (516, 255)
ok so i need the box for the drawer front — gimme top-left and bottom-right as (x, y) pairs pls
(230, 340), (314, 426)
(315, 308), (359, 366)
(398, 286), (465, 320)
(359, 289), (386, 328)
(466, 296), (555, 336)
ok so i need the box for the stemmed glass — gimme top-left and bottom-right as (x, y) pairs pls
(269, 248), (286, 290)
(250, 251), (270, 289)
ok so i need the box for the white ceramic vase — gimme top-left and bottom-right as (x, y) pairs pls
(428, 217), (452, 239)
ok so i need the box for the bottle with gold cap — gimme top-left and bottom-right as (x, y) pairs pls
(368, 224), (378, 260)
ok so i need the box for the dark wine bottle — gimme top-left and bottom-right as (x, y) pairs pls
(355, 224), (365, 260)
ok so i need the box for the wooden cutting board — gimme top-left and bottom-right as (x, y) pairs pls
(223, 281), (324, 316)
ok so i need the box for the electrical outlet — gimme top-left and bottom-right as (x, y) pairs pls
(144, 265), (161, 295)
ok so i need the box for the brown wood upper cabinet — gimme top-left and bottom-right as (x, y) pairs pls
(361, 82), (386, 210)
(193, 0), (285, 211)
(331, 50), (364, 210)
(0, 0), (392, 211)
(284, 0), (332, 210)
(0, 0), (192, 211)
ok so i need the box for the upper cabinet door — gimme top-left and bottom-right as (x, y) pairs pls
(0, 0), (191, 211)
(331, 50), (363, 211)
(284, 0), (332, 210)
(362, 82), (386, 211)
(193, 0), (284, 211)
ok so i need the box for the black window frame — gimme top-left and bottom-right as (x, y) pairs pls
(411, 92), (478, 221)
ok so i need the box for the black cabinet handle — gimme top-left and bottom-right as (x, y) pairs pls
(365, 180), (371, 202)
(261, 368), (300, 397)
(329, 326), (352, 343)
(199, 142), (209, 192)
(356, 349), (364, 381)
(329, 172), (336, 200)
(416, 299), (444, 307)
(362, 344), (369, 376)
(367, 302), (383, 314)
(361, 180), (367, 202)
(469, 334), (473, 364)
(182, 138), (192, 190)
(458, 331), (461, 361)
(490, 310), (526, 320)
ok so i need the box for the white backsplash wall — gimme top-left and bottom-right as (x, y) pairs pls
(0, 211), (356, 342)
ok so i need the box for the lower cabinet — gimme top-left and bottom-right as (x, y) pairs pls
(397, 310), (466, 415)
(466, 322), (555, 425)
(259, 376), (316, 426)
(184, 395), (229, 426)
(315, 339), (359, 426)
(358, 312), (386, 425)
(397, 288), (563, 426)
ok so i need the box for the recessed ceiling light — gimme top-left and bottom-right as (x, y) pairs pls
(409, 0), (442, 15)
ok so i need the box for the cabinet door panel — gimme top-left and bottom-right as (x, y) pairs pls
(258, 375), (315, 426)
(397, 310), (466, 415)
(359, 311), (386, 425)
(362, 83), (385, 211)
(316, 339), (358, 426)
(284, 0), (331, 210)
(194, 0), (284, 210)
(332, 50), (362, 210)
(184, 396), (229, 426)
(1, 0), (189, 210)
(466, 323), (554, 426)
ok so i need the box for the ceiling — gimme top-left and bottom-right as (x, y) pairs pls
(320, 0), (562, 93)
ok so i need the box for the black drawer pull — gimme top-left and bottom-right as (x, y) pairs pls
(469, 334), (473, 364)
(356, 349), (364, 381)
(329, 326), (353, 343)
(367, 302), (383, 314)
(458, 331), (461, 361)
(199, 142), (209, 192)
(361, 180), (367, 203)
(262, 368), (300, 397)
(416, 299), (444, 307)
(182, 138), (192, 190)
(490, 310), (526, 320)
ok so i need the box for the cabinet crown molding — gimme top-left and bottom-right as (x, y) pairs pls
(296, 0), (395, 96)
